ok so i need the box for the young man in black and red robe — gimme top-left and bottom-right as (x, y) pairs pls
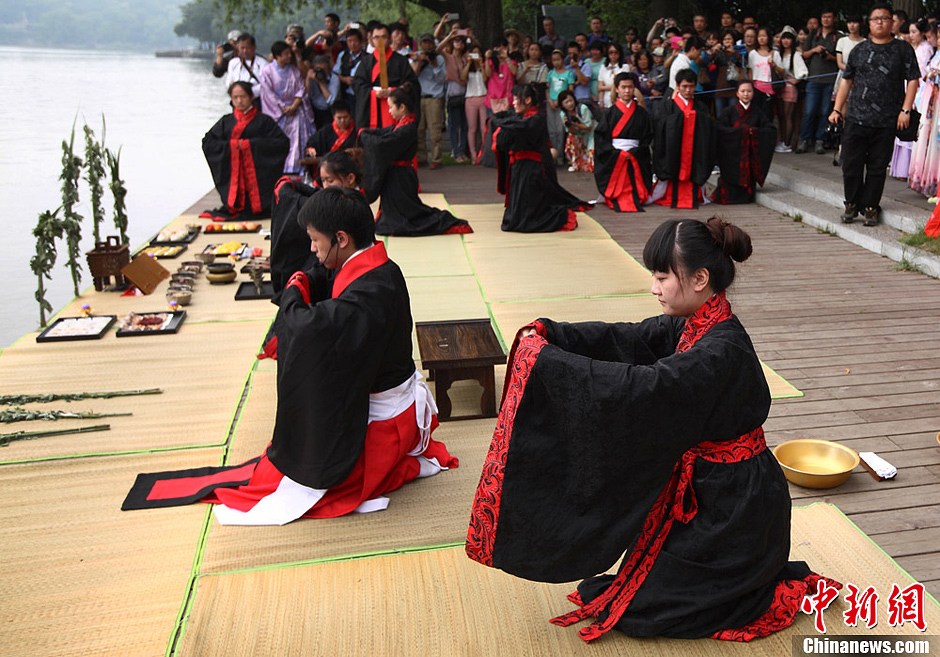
(200, 81), (290, 222)
(465, 217), (838, 642)
(124, 188), (458, 525)
(492, 83), (589, 233)
(593, 73), (653, 213)
(304, 100), (358, 158)
(711, 80), (776, 204)
(352, 23), (419, 131)
(650, 68), (715, 209)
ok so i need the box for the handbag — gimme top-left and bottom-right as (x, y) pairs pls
(897, 108), (921, 142)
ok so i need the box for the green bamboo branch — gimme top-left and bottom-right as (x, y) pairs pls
(83, 122), (106, 244)
(0, 388), (162, 406)
(30, 208), (64, 328)
(0, 424), (111, 447)
(106, 143), (129, 245)
(60, 119), (84, 296)
(0, 407), (133, 423)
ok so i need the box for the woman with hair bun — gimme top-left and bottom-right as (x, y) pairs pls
(490, 83), (589, 232)
(467, 217), (837, 643)
(359, 82), (472, 235)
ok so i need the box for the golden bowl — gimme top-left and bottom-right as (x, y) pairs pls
(206, 270), (237, 284)
(773, 439), (860, 489)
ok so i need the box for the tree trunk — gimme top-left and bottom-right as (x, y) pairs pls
(413, 0), (504, 49)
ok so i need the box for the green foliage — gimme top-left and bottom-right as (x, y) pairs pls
(0, 389), (162, 405)
(30, 209), (63, 328)
(59, 121), (84, 297)
(106, 146), (129, 245)
(899, 229), (940, 256)
(83, 123), (107, 244)
(175, 0), (219, 46)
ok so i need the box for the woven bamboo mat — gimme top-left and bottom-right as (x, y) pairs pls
(407, 276), (489, 324)
(199, 416), (494, 574)
(0, 448), (218, 657)
(467, 239), (651, 303)
(178, 503), (940, 657)
(0, 320), (267, 462)
(386, 234), (473, 277)
(464, 212), (613, 244)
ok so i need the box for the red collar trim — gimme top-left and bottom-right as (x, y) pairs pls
(522, 107), (538, 118)
(675, 291), (732, 353)
(331, 242), (389, 298)
(395, 114), (416, 129)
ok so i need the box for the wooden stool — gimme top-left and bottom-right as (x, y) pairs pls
(416, 319), (507, 421)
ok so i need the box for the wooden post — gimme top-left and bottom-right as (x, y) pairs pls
(376, 35), (389, 89)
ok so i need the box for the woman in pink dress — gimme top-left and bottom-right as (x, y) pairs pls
(259, 40), (309, 174)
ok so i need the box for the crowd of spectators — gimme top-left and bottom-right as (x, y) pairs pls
(211, 6), (940, 204)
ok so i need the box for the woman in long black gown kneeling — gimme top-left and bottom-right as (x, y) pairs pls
(491, 83), (589, 233)
(360, 83), (472, 237)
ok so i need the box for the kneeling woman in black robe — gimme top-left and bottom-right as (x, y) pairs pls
(466, 217), (838, 642)
(711, 80), (776, 204)
(201, 81), (290, 222)
(492, 84), (589, 233)
(360, 83), (471, 236)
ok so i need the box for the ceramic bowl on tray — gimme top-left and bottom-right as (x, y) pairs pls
(195, 252), (216, 265)
(179, 260), (203, 273)
(772, 439), (859, 489)
(166, 289), (192, 306)
(170, 273), (195, 285)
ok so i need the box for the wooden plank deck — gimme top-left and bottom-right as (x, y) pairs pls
(429, 166), (940, 598)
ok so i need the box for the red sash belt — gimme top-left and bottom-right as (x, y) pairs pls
(509, 150), (541, 165)
(550, 426), (768, 642)
(391, 157), (418, 172)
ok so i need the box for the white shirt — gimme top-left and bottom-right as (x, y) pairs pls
(598, 63), (631, 108)
(225, 56), (266, 98)
(668, 52), (692, 91)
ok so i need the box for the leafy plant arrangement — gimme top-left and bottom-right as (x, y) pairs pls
(29, 209), (63, 328)
(83, 121), (107, 244)
(106, 145), (129, 245)
(59, 121), (84, 297)
(0, 424), (111, 447)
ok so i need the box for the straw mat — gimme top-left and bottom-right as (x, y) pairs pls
(1, 449), (218, 657)
(0, 320), (267, 462)
(467, 239), (651, 302)
(199, 417), (494, 574)
(449, 203), (504, 222)
(386, 234), (473, 277)
(762, 362), (803, 399)
(178, 504), (939, 657)
(407, 276), (489, 323)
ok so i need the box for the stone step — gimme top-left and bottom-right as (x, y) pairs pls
(765, 162), (929, 235)
(752, 181), (940, 279)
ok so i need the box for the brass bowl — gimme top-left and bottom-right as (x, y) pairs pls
(206, 270), (237, 284)
(773, 439), (859, 489)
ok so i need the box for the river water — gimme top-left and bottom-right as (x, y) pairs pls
(0, 46), (230, 347)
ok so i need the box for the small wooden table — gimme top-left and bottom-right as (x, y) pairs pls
(416, 319), (507, 421)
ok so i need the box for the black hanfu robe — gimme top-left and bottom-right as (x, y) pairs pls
(200, 106), (290, 222)
(711, 102), (776, 204)
(305, 119), (357, 156)
(466, 292), (839, 642)
(123, 242), (458, 523)
(269, 176), (318, 296)
(650, 94), (715, 209)
(361, 115), (472, 236)
(492, 108), (589, 233)
(352, 48), (419, 130)
(594, 100), (653, 213)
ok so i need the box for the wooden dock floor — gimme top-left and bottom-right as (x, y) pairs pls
(430, 165), (940, 598)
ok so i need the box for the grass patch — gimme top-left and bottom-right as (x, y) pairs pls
(894, 257), (924, 274)
(815, 224), (836, 236)
(899, 229), (940, 256)
(792, 213), (803, 223)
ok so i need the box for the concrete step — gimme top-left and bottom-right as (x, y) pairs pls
(765, 161), (929, 234)
(753, 181), (940, 279)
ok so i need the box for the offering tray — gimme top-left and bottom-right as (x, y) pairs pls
(36, 315), (117, 343)
(115, 311), (187, 337)
(149, 226), (201, 246)
(235, 281), (275, 300)
(140, 245), (187, 259)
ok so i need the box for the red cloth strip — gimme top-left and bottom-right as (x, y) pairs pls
(147, 460), (259, 501)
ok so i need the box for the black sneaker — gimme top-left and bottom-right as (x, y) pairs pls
(815, 140), (826, 155)
(862, 206), (880, 226)
(841, 202), (857, 223)
(795, 141), (808, 154)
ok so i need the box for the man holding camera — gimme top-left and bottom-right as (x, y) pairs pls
(225, 33), (265, 103)
(308, 54), (341, 131)
(334, 27), (366, 106)
(411, 33), (446, 169)
(213, 30), (243, 78)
